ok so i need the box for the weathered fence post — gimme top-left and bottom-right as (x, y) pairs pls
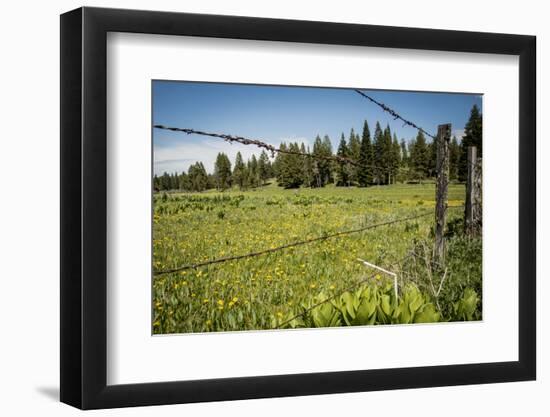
(434, 123), (451, 266)
(465, 146), (482, 236)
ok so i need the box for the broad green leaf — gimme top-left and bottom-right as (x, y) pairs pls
(414, 304), (441, 323)
(381, 295), (392, 315)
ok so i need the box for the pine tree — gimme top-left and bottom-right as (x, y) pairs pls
(214, 153), (232, 190)
(358, 120), (373, 187)
(186, 167), (195, 191)
(188, 162), (209, 191)
(198, 162), (209, 191)
(458, 104), (483, 181)
(274, 143), (287, 185)
(373, 122), (384, 185)
(278, 142), (303, 188)
(206, 173), (216, 190)
(464, 104), (483, 153)
(178, 172), (188, 191)
(427, 139), (437, 178)
(382, 125), (393, 184)
(391, 133), (401, 184)
(232, 152), (246, 189)
(160, 172), (171, 190)
(170, 172), (177, 190)
(300, 143), (314, 187)
(336, 134), (351, 186)
(400, 139), (408, 165)
(173, 172), (179, 190)
(258, 150), (270, 185)
(449, 136), (461, 180)
(311, 136), (322, 187)
(311, 135), (333, 187)
(348, 128), (361, 184)
(153, 174), (160, 192)
(248, 155), (260, 188)
(321, 135), (334, 185)
(242, 164), (250, 189)
(409, 131), (429, 180)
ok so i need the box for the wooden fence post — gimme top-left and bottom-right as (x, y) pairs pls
(465, 146), (482, 236)
(434, 123), (451, 266)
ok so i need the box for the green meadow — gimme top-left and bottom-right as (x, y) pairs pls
(152, 182), (481, 334)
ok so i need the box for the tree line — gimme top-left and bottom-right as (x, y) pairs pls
(154, 104), (482, 192)
(154, 150), (274, 192)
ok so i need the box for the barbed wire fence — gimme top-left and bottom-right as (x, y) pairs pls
(154, 126), (383, 171)
(152, 88), (475, 326)
(354, 90), (438, 140)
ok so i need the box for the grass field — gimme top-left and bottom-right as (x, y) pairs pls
(152, 182), (481, 334)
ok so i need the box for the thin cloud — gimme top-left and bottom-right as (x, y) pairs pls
(154, 136), (309, 176)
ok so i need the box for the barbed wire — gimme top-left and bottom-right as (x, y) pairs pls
(275, 252), (414, 329)
(153, 125), (388, 171)
(153, 125), (480, 178)
(354, 89), (437, 140)
(153, 210), (435, 276)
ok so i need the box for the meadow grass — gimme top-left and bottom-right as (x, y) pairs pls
(152, 182), (470, 334)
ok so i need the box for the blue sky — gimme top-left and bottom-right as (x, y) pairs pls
(153, 81), (482, 175)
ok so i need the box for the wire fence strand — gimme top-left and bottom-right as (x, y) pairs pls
(154, 205), (465, 276)
(154, 210), (435, 276)
(354, 89), (437, 140)
(153, 125), (386, 171)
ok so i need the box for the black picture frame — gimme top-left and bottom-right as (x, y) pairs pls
(60, 6), (536, 410)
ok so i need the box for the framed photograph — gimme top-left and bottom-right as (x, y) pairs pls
(60, 6), (536, 409)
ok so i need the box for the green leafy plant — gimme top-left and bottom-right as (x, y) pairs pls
(280, 283), (445, 329)
(452, 288), (480, 321)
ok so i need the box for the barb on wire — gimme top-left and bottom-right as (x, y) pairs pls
(354, 90), (437, 140)
(154, 125), (383, 170)
(153, 211), (434, 276)
(275, 252), (414, 329)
